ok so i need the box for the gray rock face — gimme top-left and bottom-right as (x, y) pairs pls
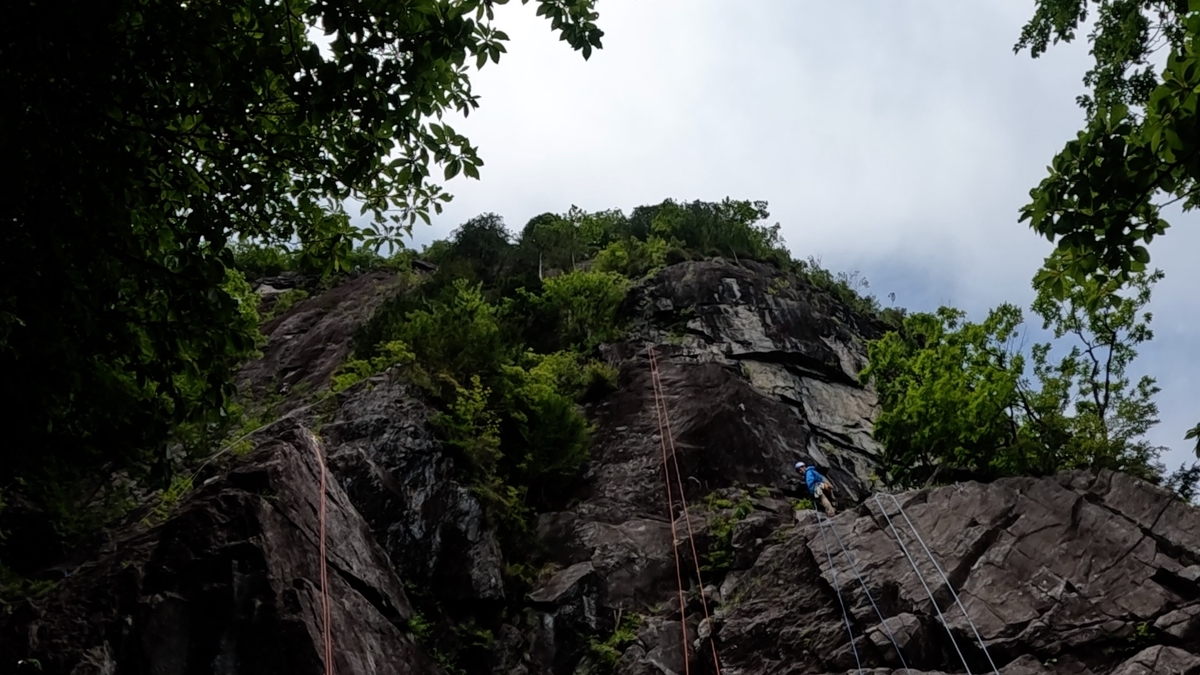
(716, 470), (1200, 675)
(237, 271), (405, 408)
(15, 262), (1200, 675)
(319, 376), (506, 605)
(0, 426), (439, 674)
(607, 259), (889, 510)
(527, 259), (891, 658)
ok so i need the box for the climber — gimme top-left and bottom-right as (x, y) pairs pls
(795, 461), (836, 517)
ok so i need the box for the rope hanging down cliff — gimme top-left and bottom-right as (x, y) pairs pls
(813, 510), (864, 675)
(871, 492), (973, 673)
(647, 344), (724, 674)
(307, 429), (335, 675)
(816, 510), (912, 674)
(643, 345), (994, 675)
(874, 494), (1000, 675)
(647, 346), (693, 675)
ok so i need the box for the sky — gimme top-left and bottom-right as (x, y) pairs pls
(373, 1), (1200, 470)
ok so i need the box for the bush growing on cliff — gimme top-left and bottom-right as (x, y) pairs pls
(593, 235), (670, 278)
(356, 274), (599, 535)
(538, 271), (630, 350)
(862, 270), (1167, 488)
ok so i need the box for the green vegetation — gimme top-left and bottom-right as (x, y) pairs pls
(1017, 1), (1200, 451)
(791, 498), (815, 512)
(0, 0), (603, 575)
(316, 200), (886, 672)
(589, 612), (644, 670)
(701, 491), (756, 576)
(141, 475), (196, 527)
(331, 341), (418, 393)
(1017, 0), (1190, 290)
(265, 289), (310, 321)
(861, 270), (1190, 491)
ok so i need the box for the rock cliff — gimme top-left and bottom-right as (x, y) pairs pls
(5, 260), (1200, 675)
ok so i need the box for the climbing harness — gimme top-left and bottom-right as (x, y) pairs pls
(307, 429), (335, 675)
(646, 344), (724, 674)
(816, 510), (911, 674)
(812, 510), (863, 675)
(884, 493), (1000, 675)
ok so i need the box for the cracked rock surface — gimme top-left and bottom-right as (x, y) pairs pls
(9, 261), (1200, 674)
(0, 426), (439, 675)
(717, 471), (1200, 675)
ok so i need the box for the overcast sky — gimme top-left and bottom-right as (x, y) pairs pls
(381, 1), (1200, 471)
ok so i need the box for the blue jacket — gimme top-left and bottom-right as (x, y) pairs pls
(805, 467), (827, 494)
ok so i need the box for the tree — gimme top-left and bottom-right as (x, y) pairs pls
(861, 271), (1167, 488)
(1016, 2), (1193, 293)
(1026, 270), (1166, 477)
(0, 0), (603, 565)
(1164, 462), (1200, 503)
(1017, 0), (1198, 456)
(538, 270), (629, 350)
(636, 198), (785, 264)
(519, 213), (583, 275)
(859, 305), (1026, 487)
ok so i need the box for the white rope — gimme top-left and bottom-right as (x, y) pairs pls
(813, 510), (863, 675)
(872, 494), (973, 674)
(887, 493), (1000, 675)
(819, 510), (912, 673)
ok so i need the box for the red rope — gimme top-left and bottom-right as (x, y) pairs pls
(311, 434), (334, 675)
(647, 345), (723, 674)
(647, 345), (691, 675)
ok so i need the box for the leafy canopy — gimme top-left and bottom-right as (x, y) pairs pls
(861, 272), (1168, 488)
(0, 0), (602, 566)
(1017, 0), (1200, 452)
(1016, 1), (1194, 293)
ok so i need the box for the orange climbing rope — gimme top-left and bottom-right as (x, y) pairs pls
(647, 345), (692, 675)
(311, 433), (335, 675)
(647, 344), (723, 674)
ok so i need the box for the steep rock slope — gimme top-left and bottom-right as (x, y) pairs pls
(237, 270), (409, 407)
(584, 259), (888, 522)
(8, 261), (1200, 675)
(0, 426), (440, 674)
(522, 259), (893, 671)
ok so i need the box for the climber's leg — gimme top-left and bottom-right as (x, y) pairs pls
(816, 484), (836, 517)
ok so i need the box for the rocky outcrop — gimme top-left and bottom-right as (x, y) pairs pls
(318, 375), (507, 607)
(0, 426), (439, 675)
(13, 260), (1200, 675)
(715, 470), (1200, 675)
(607, 259), (889, 510)
(524, 259), (889, 648)
(238, 271), (406, 407)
